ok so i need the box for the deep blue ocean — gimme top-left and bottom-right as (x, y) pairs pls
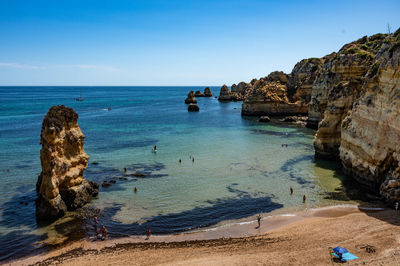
(0, 86), (345, 261)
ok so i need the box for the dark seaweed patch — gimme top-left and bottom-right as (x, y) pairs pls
(95, 194), (283, 237)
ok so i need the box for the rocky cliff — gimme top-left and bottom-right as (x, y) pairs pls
(308, 34), (387, 130)
(36, 105), (98, 220)
(312, 33), (388, 159)
(241, 59), (322, 116)
(339, 30), (400, 203)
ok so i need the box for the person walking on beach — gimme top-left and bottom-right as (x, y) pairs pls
(303, 195), (306, 204)
(146, 228), (151, 239)
(290, 187), (293, 195)
(257, 214), (261, 228)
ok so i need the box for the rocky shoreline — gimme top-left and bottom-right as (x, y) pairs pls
(216, 27), (400, 205)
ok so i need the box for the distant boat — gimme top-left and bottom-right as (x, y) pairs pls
(75, 90), (84, 101)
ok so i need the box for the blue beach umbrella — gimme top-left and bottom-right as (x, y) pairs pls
(333, 247), (348, 254)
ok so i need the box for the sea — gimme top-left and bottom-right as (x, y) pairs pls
(0, 86), (348, 261)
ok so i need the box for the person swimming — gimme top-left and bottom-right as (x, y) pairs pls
(152, 145), (157, 153)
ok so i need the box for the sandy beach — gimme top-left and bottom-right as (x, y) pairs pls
(11, 205), (400, 265)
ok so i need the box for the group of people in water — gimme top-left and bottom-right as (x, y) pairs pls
(290, 186), (307, 203)
(256, 187), (307, 229)
(111, 145), (308, 240)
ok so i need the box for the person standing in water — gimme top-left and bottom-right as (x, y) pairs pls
(303, 195), (306, 203)
(152, 145), (157, 153)
(101, 225), (107, 240)
(290, 187), (293, 195)
(257, 214), (261, 228)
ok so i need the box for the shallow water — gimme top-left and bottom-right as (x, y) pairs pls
(0, 86), (347, 261)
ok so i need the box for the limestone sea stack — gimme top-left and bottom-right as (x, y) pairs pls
(36, 105), (98, 221)
(218, 85), (232, 101)
(203, 87), (212, 97)
(185, 90), (197, 104)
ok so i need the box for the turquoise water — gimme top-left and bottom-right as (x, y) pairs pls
(0, 86), (345, 261)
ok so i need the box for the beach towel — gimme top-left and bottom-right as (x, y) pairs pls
(332, 252), (359, 261)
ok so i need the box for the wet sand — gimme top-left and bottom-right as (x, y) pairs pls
(12, 205), (400, 265)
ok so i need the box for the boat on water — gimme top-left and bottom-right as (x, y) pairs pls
(75, 90), (84, 101)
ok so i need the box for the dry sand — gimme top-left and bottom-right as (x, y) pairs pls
(11, 205), (400, 265)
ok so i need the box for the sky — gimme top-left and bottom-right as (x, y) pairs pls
(0, 0), (399, 86)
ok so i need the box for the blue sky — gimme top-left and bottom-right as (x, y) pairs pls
(0, 0), (399, 86)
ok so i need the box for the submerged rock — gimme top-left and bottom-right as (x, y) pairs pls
(188, 103), (200, 112)
(185, 90), (197, 104)
(36, 105), (98, 221)
(258, 116), (270, 122)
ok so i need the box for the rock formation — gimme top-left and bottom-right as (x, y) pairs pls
(312, 33), (388, 159)
(36, 105), (98, 220)
(185, 90), (198, 104)
(218, 85), (232, 101)
(241, 59), (323, 116)
(203, 87), (212, 97)
(258, 116), (270, 122)
(188, 103), (200, 112)
(194, 90), (204, 97)
(308, 34), (387, 129)
(231, 82), (248, 94)
(339, 30), (400, 203)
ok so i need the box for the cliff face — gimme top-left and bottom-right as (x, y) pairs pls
(241, 59), (322, 116)
(36, 105), (98, 220)
(308, 34), (387, 129)
(339, 31), (400, 203)
(312, 34), (387, 159)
